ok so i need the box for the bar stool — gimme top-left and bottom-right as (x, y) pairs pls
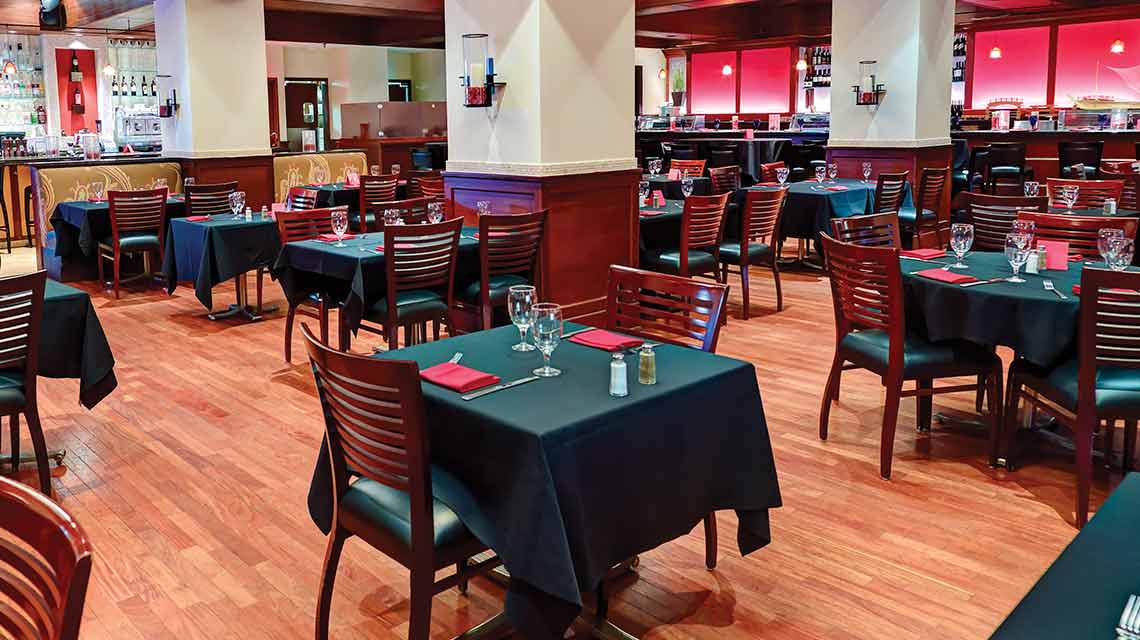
(1058, 140), (1103, 179)
(24, 184), (34, 247)
(0, 170), (12, 254)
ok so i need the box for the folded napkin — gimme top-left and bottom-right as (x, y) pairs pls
(825, 185), (849, 191)
(419, 362), (500, 392)
(1072, 285), (1138, 297)
(184, 215), (211, 222)
(639, 209), (666, 217)
(1069, 254), (1085, 262)
(569, 329), (644, 352)
(900, 249), (947, 260)
(914, 268), (977, 284)
(317, 233), (355, 242)
(755, 182), (781, 187)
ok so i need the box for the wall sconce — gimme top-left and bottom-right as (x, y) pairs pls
(1111, 39), (1125, 54)
(102, 63), (116, 76)
(721, 64), (733, 76)
(1, 59), (14, 76)
(795, 58), (808, 71)
(658, 68), (666, 80)
(989, 46), (1002, 59)
(853, 59), (885, 106)
(459, 33), (503, 108)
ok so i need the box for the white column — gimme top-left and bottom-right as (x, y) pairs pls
(154, 0), (271, 158)
(444, 0), (637, 176)
(829, 0), (954, 148)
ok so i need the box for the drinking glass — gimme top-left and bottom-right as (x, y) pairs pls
(862, 162), (872, 183)
(427, 201), (444, 223)
(228, 191), (246, 219)
(827, 162), (839, 183)
(648, 158), (663, 176)
(1060, 185), (1079, 211)
(331, 208), (349, 247)
(950, 223), (974, 269)
(1011, 219), (1035, 249)
(531, 303), (563, 377)
(639, 180), (650, 204)
(1107, 236), (1134, 271)
(813, 166), (826, 190)
(390, 164), (401, 176)
(476, 200), (491, 215)
(1023, 181), (1040, 197)
(507, 285), (537, 352)
(776, 166), (789, 188)
(1005, 233), (1030, 283)
(1099, 228), (1125, 267)
(681, 176), (695, 198)
(184, 177), (196, 190)
(91, 181), (105, 201)
(383, 208), (402, 226)
(370, 165), (381, 177)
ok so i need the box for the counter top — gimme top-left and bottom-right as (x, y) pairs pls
(16, 153), (165, 169)
(953, 129), (1140, 137)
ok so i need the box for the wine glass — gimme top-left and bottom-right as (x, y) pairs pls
(427, 201), (444, 223)
(639, 180), (650, 205)
(1023, 181), (1040, 197)
(1059, 185), (1079, 211)
(184, 176), (196, 190)
(1099, 228), (1125, 267)
(531, 303), (563, 377)
(681, 176), (695, 198)
(950, 223), (973, 269)
(648, 158), (663, 176)
(383, 208), (403, 227)
(1011, 219), (1036, 249)
(92, 181), (105, 202)
(369, 165), (381, 177)
(507, 285), (537, 352)
(1005, 233), (1030, 283)
(228, 191), (246, 219)
(1107, 236), (1134, 271)
(827, 162), (839, 183)
(390, 163), (401, 177)
(813, 166), (826, 190)
(776, 166), (789, 188)
(331, 207), (349, 247)
(476, 200), (491, 215)
(861, 161), (872, 183)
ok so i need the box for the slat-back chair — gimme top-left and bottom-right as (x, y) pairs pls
(358, 174), (400, 232)
(417, 176), (445, 200)
(1016, 211), (1139, 259)
(0, 271), (50, 495)
(1005, 268), (1140, 527)
(286, 186), (319, 211)
(1099, 170), (1140, 211)
(962, 193), (1049, 251)
(1046, 178), (1125, 210)
(708, 165), (741, 194)
(910, 167), (951, 249)
(0, 475), (93, 640)
(818, 233), (1003, 479)
(1058, 140), (1104, 179)
(470, 210), (548, 331)
(759, 161), (785, 183)
(830, 212), (902, 248)
(185, 181), (237, 217)
(719, 188), (786, 315)
(98, 188), (167, 299)
(274, 207), (337, 362)
(873, 171), (909, 215)
(303, 326), (500, 640)
(681, 193), (729, 279)
(670, 159), (706, 178)
(406, 171), (441, 199)
(984, 142), (1030, 194)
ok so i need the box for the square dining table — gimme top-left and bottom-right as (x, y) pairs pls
(51, 194), (188, 258)
(43, 280), (117, 409)
(307, 324), (781, 639)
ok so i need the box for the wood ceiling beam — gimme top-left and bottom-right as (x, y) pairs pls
(636, 0), (770, 17)
(263, 0), (441, 20)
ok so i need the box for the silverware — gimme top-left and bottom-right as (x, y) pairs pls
(1118, 595), (1140, 638)
(901, 256), (950, 265)
(461, 375), (540, 401)
(449, 352), (463, 364)
(960, 277), (1009, 288)
(1043, 280), (1068, 300)
(560, 327), (594, 339)
(1128, 593), (1140, 635)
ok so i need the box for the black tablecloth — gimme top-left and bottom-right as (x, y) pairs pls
(646, 174), (711, 200)
(307, 324), (781, 638)
(638, 200), (686, 252)
(990, 474), (1140, 639)
(51, 196), (188, 258)
(901, 252), (1086, 367)
(311, 182), (410, 212)
(271, 229), (480, 332)
(43, 281), (117, 408)
(161, 217), (281, 311)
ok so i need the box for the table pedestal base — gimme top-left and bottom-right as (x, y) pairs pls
(208, 274), (277, 322)
(10, 449), (66, 468)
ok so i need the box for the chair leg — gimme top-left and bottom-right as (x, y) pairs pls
(1124, 421), (1138, 473)
(97, 251), (105, 292)
(284, 304), (297, 363)
(481, 304), (493, 332)
(703, 512), (718, 570)
(740, 264), (751, 320)
(1003, 373), (1022, 471)
(407, 570), (434, 640)
(25, 408), (50, 495)
(1076, 423), (1094, 528)
(319, 299), (329, 345)
(819, 353), (843, 440)
(338, 314), (351, 352)
(432, 319), (440, 341)
(255, 269), (264, 314)
(387, 323), (399, 351)
(314, 528), (347, 640)
(880, 376), (904, 480)
(1104, 420), (1116, 471)
(916, 379), (933, 432)
(457, 560), (469, 595)
(8, 413), (18, 474)
(772, 259), (783, 312)
(975, 374), (986, 414)
(24, 186), (32, 248)
(987, 365), (1004, 468)
(113, 256), (121, 300)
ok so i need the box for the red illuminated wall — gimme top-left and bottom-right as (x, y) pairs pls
(55, 49), (99, 135)
(740, 47), (791, 113)
(970, 27), (1050, 108)
(690, 51), (737, 114)
(1055, 19), (1140, 107)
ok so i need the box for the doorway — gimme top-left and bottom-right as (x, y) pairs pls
(284, 78), (331, 151)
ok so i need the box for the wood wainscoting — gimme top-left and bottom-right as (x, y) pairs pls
(178, 156), (276, 211)
(827, 144), (953, 223)
(443, 169), (642, 324)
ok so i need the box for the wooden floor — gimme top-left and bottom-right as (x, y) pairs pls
(9, 256), (1115, 640)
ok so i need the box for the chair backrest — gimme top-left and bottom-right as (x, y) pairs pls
(1099, 170), (1140, 211)
(830, 212), (902, 248)
(1058, 140), (1104, 178)
(186, 181), (237, 217)
(1101, 160), (1136, 174)
(708, 149), (738, 169)
(359, 174), (399, 214)
(738, 188), (785, 255)
(1046, 178), (1125, 209)
(286, 186), (319, 211)
(708, 165), (741, 194)
(300, 326), (436, 555)
(1016, 211), (1139, 258)
(819, 233), (904, 364)
(987, 142), (1027, 168)
(914, 167), (951, 241)
(275, 207), (338, 245)
(377, 197), (433, 226)
(1077, 268), (1140, 412)
(107, 188), (167, 243)
(605, 265), (728, 353)
(404, 170), (440, 198)
(383, 217), (463, 310)
(410, 147), (434, 170)
(873, 171), (909, 214)
(0, 475), (93, 640)
(759, 161), (785, 183)
(679, 193), (729, 275)
(0, 271), (45, 397)
(962, 192), (1049, 251)
(670, 144), (698, 160)
(417, 176), (445, 200)
(670, 159), (706, 178)
(478, 211), (548, 299)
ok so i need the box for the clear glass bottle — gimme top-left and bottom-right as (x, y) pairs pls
(609, 352), (628, 398)
(638, 346), (657, 385)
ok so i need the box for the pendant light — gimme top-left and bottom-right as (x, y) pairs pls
(795, 58), (808, 71)
(721, 64), (733, 76)
(989, 46), (1002, 59)
(1111, 39), (1125, 54)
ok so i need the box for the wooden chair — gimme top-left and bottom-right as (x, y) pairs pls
(185, 181), (237, 217)
(1004, 268), (1140, 527)
(872, 171), (909, 215)
(1101, 160), (1136, 174)
(274, 207), (335, 362)
(404, 170), (440, 198)
(640, 193), (730, 281)
(0, 271), (50, 495)
(286, 186), (319, 211)
(1046, 178), (1125, 210)
(718, 188), (785, 316)
(961, 193), (1049, 251)
(461, 210), (548, 331)
(605, 265), (728, 568)
(1095, 170), (1139, 211)
(905, 167), (950, 249)
(708, 165), (741, 194)
(1058, 140), (1103, 179)
(984, 142), (1032, 194)
(759, 161), (785, 183)
(817, 233), (1004, 479)
(417, 176), (445, 200)
(357, 174), (400, 232)
(343, 218), (462, 352)
(830, 212), (902, 248)
(0, 474), (93, 639)
(1016, 211), (1138, 259)
(97, 188), (167, 299)
(670, 159), (707, 178)
(303, 326), (501, 640)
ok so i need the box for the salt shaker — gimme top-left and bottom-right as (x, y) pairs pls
(609, 352), (628, 397)
(638, 345), (657, 385)
(260, 205), (269, 220)
(1026, 249), (1040, 274)
(243, 206), (252, 222)
(1106, 198), (1118, 216)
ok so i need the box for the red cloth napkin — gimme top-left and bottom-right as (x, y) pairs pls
(1072, 285), (1138, 297)
(755, 182), (781, 187)
(569, 329), (644, 352)
(640, 210), (666, 217)
(914, 268), (977, 284)
(419, 363), (500, 392)
(317, 233), (355, 242)
(184, 215), (211, 222)
(900, 249), (947, 260)
(825, 186), (849, 191)
(1068, 254), (1085, 262)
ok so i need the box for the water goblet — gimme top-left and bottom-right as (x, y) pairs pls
(390, 164), (401, 176)
(1011, 219), (1036, 249)
(1023, 181), (1040, 197)
(228, 190), (246, 219)
(681, 176), (695, 198)
(1060, 185), (1079, 211)
(369, 165), (381, 177)
(331, 207), (349, 247)
(476, 200), (492, 215)
(507, 285), (537, 352)
(776, 166), (789, 188)
(648, 158), (663, 176)
(1005, 233), (1030, 283)
(950, 223), (973, 269)
(383, 208), (403, 227)
(1099, 228), (1125, 267)
(184, 177), (196, 190)
(639, 180), (650, 204)
(827, 162), (839, 183)
(91, 181), (105, 202)
(1107, 236), (1135, 271)
(813, 166), (826, 190)
(427, 201), (444, 224)
(531, 303), (563, 377)
(862, 162), (872, 183)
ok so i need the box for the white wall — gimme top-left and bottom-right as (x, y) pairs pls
(411, 50), (446, 101)
(265, 42), (286, 141)
(276, 43), (390, 139)
(636, 48), (667, 114)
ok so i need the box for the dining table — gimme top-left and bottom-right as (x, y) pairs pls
(310, 180), (411, 210)
(645, 174), (711, 200)
(43, 280), (117, 409)
(51, 194), (188, 258)
(307, 323), (782, 640)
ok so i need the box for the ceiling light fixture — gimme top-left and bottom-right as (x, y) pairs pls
(1, 60), (14, 76)
(1111, 39), (1125, 54)
(795, 58), (808, 71)
(989, 46), (1002, 59)
(102, 63), (116, 76)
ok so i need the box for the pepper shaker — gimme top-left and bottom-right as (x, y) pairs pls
(638, 345), (657, 385)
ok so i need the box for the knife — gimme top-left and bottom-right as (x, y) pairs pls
(960, 277), (1009, 288)
(561, 327), (594, 339)
(461, 375), (540, 401)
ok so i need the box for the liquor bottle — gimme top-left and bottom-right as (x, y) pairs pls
(130, 76), (137, 97)
(140, 75), (147, 97)
(15, 43), (24, 70)
(111, 75), (118, 96)
(73, 86), (82, 107)
(70, 51), (79, 74)
(150, 77), (156, 97)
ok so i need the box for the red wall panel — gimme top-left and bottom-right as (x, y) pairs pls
(690, 51), (737, 114)
(55, 49), (98, 135)
(740, 47), (791, 114)
(970, 27), (1050, 109)
(1055, 19), (1140, 107)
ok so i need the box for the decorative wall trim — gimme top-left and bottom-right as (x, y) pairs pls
(827, 137), (952, 149)
(164, 147), (274, 159)
(445, 157), (639, 177)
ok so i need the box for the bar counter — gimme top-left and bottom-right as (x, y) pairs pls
(953, 129), (1140, 179)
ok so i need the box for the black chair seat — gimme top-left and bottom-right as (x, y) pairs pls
(1010, 358), (1140, 418)
(989, 165), (1023, 177)
(351, 212), (377, 231)
(839, 329), (997, 380)
(459, 273), (529, 305)
(363, 289), (447, 324)
(338, 474), (475, 557)
(717, 241), (771, 265)
(100, 232), (160, 252)
(897, 206), (936, 228)
(0, 370), (26, 414)
(641, 249), (716, 275)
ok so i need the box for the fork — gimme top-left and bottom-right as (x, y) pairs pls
(1043, 280), (1068, 300)
(1117, 594), (1140, 638)
(449, 352), (463, 364)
